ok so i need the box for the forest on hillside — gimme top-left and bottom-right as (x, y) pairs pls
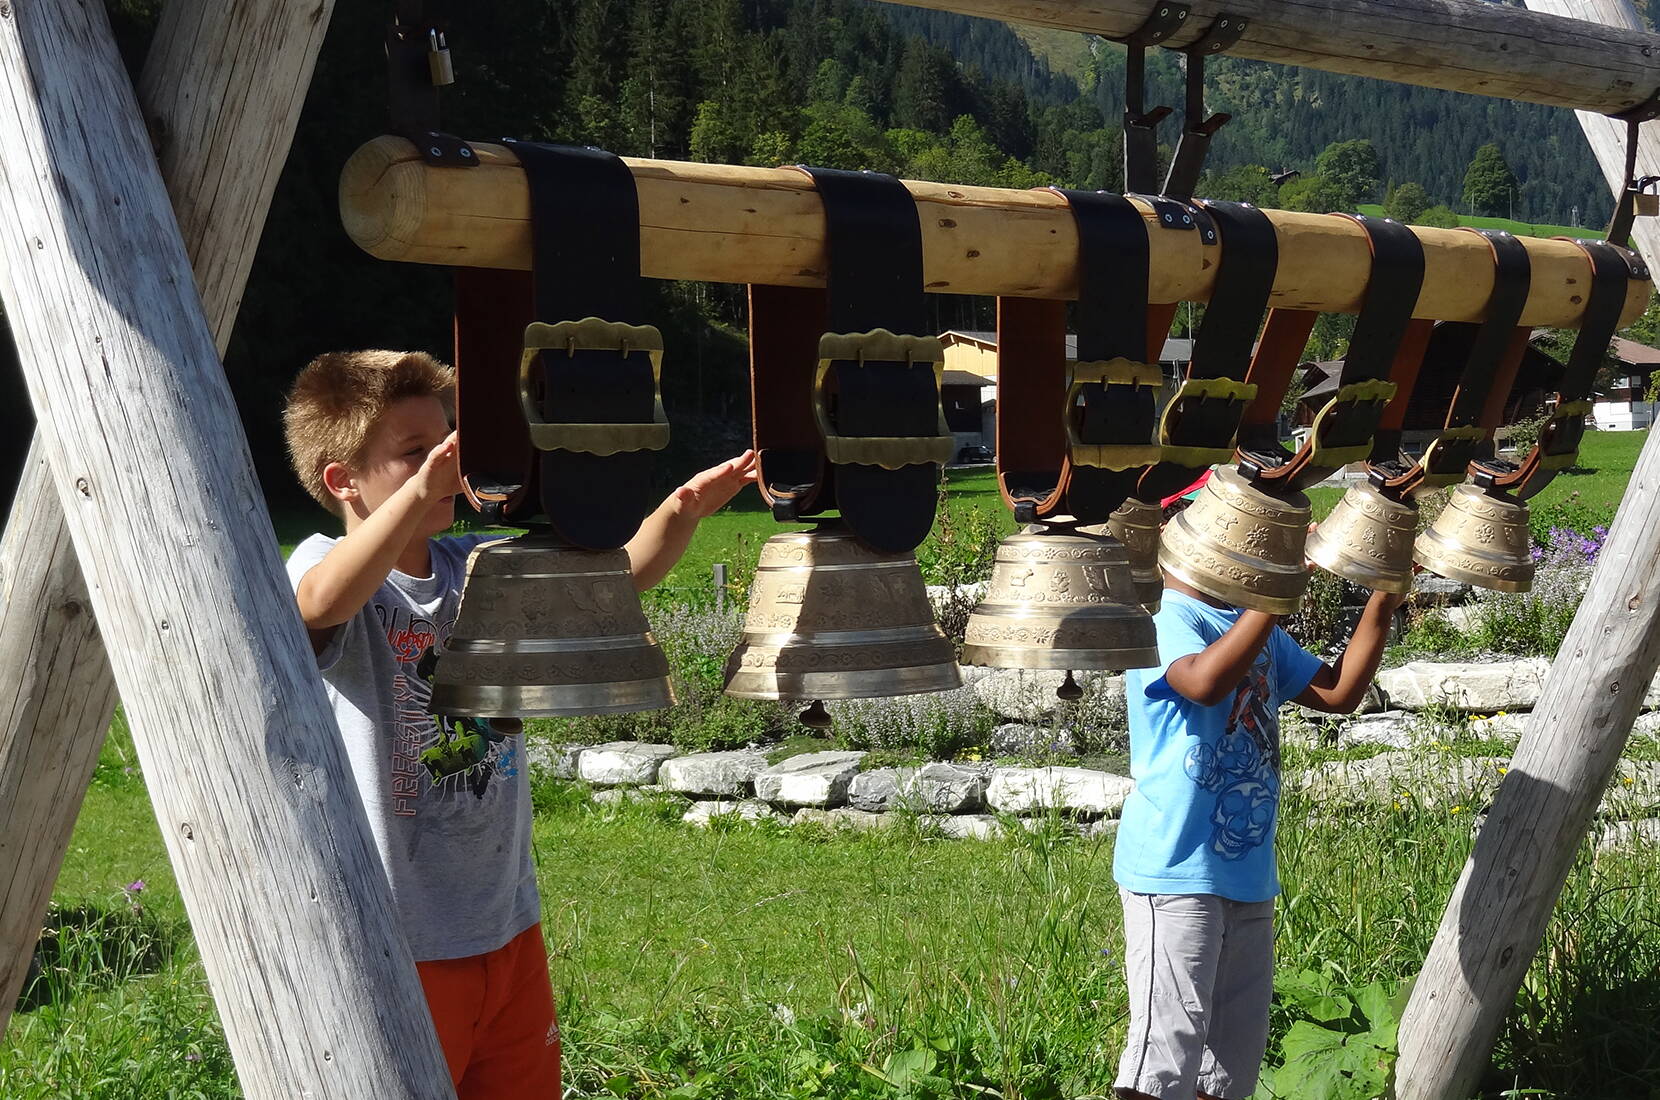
(0, 0), (1645, 514)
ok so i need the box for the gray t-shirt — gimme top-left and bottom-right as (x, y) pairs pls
(286, 532), (540, 961)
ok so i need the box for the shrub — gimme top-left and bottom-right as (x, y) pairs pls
(1460, 527), (1599, 657)
(831, 688), (998, 760)
(1527, 489), (1614, 547)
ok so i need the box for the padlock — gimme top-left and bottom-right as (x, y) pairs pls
(1637, 191), (1660, 218)
(427, 28), (455, 87)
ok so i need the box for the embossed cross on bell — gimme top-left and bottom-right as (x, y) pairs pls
(1158, 465), (1314, 614)
(430, 533), (676, 717)
(961, 526), (1158, 686)
(723, 522), (961, 707)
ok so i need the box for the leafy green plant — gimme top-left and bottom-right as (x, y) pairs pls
(1258, 970), (1403, 1100)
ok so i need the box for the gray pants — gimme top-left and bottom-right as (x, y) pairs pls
(1114, 889), (1275, 1100)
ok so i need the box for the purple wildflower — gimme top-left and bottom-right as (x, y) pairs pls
(124, 879), (145, 894)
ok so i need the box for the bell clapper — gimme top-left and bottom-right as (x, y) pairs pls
(1056, 670), (1084, 702)
(798, 699), (832, 730)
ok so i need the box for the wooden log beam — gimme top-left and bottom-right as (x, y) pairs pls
(0, 1), (452, 1095)
(0, 441), (118, 1032)
(340, 136), (1650, 329)
(882, 0), (1660, 116)
(1394, 6), (1660, 1096)
(0, 0), (343, 1037)
(1395, 427), (1660, 1098)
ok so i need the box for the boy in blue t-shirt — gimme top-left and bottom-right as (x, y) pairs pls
(1113, 564), (1404, 1100)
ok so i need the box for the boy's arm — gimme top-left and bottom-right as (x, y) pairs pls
(295, 433), (460, 650)
(1164, 610), (1279, 707)
(625, 451), (758, 591)
(1294, 588), (1408, 713)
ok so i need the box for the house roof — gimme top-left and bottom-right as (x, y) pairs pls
(939, 329), (1194, 363)
(1611, 335), (1660, 366)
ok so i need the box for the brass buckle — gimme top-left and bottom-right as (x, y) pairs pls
(1305, 379), (1398, 469)
(1156, 376), (1258, 467)
(1534, 400), (1591, 471)
(1065, 357), (1164, 470)
(1416, 425), (1487, 487)
(814, 329), (956, 469)
(518, 318), (671, 455)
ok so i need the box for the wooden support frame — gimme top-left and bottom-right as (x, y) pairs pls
(340, 136), (1650, 329)
(884, 0), (1660, 116)
(1391, 4), (1660, 1096)
(0, 0), (452, 1094)
(0, 0), (336, 1034)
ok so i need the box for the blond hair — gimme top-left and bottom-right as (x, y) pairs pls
(283, 350), (454, 515)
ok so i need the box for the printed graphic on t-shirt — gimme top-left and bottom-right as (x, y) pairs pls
(1182, 647), (1280, 861)
(375, 604), (520, 816)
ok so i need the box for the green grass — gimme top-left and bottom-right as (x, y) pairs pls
(1354, 204), (1600, 240)
(10, 712), (1660, 1097)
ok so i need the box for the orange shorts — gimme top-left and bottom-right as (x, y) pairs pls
(415, 922), (562, 1100)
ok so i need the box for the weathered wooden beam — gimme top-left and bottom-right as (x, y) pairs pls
(1394, 5), (1660, 1094)
(0, 441), (117, 1032)
(341, 136), (1649, 329)
(884, 0), (1660, 116)
(0, 1), (452, 1095)
(0, 0), (345, 1037)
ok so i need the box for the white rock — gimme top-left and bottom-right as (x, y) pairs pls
(1467, 713), (1529, 740)
(1375, 660), (1550, 713)
(847, 762), (988, 814)
(682, 799), (779, 827)
(658, 750), (769, 797)
(593, 786), (667, 806)
(525, 741), (585, 780)
(974, 668), (1125, 722)
(985, 766), (1136, 817)
(1079, 818), (1120, 842)
(791, 807), (891, 831)
(754, 750), (867, 807)
(1601, 760), (1660, 816)
(1340, 712), (1417, 749)
(1293, 751), (1509, 809)
(926, 581), (988, 612)
(1595, 818), (1660, 853)
(577, 741), (678, 786)
(928, 814), (1004, 840)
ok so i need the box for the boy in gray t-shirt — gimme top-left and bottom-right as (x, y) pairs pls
(282, 349), (755, 1098)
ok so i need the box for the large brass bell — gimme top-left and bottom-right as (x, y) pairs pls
(1413, 482), (1534, 592)
(961, 526), (1159, 678)
(724, 522), (961, 704)
(1305, 481), (1419, 595)
(1107, 498), (1165, 611)
(431, 533), (676, 716)
(1158, 465), (1313, 614)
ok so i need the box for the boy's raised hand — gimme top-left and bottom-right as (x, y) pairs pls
(414, 431), (463, 501)
(670, 450), (758, 520)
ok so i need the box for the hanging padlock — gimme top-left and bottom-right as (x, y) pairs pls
(427, 28), (455, 87)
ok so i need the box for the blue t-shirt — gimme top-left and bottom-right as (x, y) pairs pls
(1113, 589), (1324, 902)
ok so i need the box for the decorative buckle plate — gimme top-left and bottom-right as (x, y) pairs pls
(1065, 357), (1164, 470)
(518, 318), (671, 455)
(814, 329), (955, 469)
(1305, 378), (1398, 468)
(1416, 424), (1488, 487)
(1156, 376), (1258, 467)
(1534, 399), (1592, 471)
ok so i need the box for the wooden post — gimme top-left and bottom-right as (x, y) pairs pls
(1394, 4), (1660, 1094)
(883, 0), (1660, 114)
(339, 137), (1650, 328)
(0, 440), (118, 1028)
(0, 0), (345, 1035)
(0, 1), (452, 1095)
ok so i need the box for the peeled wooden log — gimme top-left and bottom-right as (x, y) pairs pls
(341, 136), (1650, 329)
(886, 0), (1660, 116)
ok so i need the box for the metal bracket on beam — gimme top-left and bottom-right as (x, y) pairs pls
(1162, 12), (1247, 201)
(1118, 3), (1190, 195)
(387, 2), (476, 168)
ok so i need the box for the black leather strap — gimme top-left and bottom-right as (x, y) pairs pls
(1061, 190), (1160, 522)
(511, 140), (660, 549)
(1135, 199), (1278, 503)
(1237, 214), (1425, 491)
(1507, 239), (1645, 498)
